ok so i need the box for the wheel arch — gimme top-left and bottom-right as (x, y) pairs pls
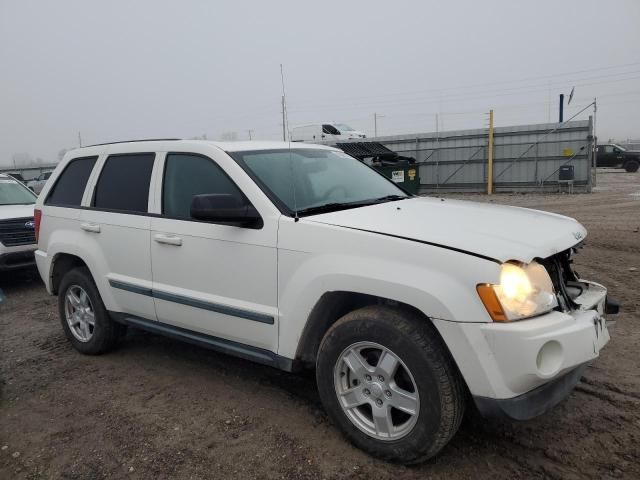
(294, 291), (441, 368)
(50, 252), (90, 295)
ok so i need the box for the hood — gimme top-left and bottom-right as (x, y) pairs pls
(306, 197), (586, 263)
(0, 203), (36, 220)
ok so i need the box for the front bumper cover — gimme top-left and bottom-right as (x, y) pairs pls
(473, 363), (588, 420)
(0, 250), (36, 270)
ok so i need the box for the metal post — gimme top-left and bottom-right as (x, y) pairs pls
(435, 119), (440, 190)
(78, 131), (82, 147)
(592, 98), (597, 188)
(487, 110), (494, 195)
(559, 94), (564, 123)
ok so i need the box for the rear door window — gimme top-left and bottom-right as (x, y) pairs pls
(45, 156), (97, 206)
(93, 153), (155, 213)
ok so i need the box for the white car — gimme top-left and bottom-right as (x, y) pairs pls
(34, 140), (615, 464)
(27, 171), (53, 194)
(0, 173), (38, 271)
(291, 122), (367, 143)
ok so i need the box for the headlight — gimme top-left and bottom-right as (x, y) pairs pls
(477, 261), (558, 322)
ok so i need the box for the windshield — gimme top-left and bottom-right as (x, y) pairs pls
(612, 144), (626, 151)
(0, 178), (37, 205)
(333, 124), (355, 132)
(233, 149), (408, 216)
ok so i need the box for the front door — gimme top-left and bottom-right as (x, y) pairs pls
(599, 145), (617, 167)
(150, 152), (278, 352)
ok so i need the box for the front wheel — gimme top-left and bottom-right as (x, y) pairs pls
(624, 160), (639, 172)
(316, 306), (465, 464)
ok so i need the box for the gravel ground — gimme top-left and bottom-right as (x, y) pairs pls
(1, 170), (639, 480)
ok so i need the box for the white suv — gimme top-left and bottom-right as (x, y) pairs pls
(34, 140), (616, 464)
(0, 173), (38, 271)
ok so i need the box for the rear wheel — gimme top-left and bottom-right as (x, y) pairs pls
(316, 305), (465, 464)
(624, 160), (639, 172)
(58, 267), (122, 354)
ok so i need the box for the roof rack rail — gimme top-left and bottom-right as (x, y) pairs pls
(84, 138), (182, 147)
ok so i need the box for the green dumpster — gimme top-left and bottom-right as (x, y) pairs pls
(375, 164), (420, 195)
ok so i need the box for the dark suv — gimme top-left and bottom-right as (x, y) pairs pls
(596, 144), (640, 172)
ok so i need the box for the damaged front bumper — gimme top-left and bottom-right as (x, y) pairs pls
(472, 279), (616, 420)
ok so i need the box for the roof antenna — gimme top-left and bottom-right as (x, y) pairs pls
(281, 64), (299, 222)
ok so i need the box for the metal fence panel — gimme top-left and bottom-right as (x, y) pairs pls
(368, 119), (592, 193)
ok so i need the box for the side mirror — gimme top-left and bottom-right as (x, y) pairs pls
(190, 194), (263, 228)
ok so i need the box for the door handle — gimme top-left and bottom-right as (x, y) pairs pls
(80, 223), (101, 233)
(154, 234), (182, 246)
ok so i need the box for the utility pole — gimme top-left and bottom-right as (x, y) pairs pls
(487, 110), (494, 195)
(373, 113), (384, 137)
(247, 129), (254, 140)
(558, 94), (564, 123)
(78, 131), (82, 147)
(547, 81), (551, 123)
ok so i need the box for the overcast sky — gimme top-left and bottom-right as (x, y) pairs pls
(1, 0), (639, 166)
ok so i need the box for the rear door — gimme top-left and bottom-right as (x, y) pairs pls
(149, 150), (278, 352)
(81, 153), (157, 321)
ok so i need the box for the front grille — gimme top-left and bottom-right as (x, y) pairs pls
(0, 217), (36, 247)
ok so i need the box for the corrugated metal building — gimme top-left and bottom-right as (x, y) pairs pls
(360, 119), (593, 194)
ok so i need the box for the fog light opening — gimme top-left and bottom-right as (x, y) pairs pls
(536, 341), (563, 377)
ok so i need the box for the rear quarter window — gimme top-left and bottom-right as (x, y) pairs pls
(92, 153), (155, 213)
(45, 156), (98, 206)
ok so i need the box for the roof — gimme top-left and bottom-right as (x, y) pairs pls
(207, 140), (335, 152)
(67, 139), (336, 155)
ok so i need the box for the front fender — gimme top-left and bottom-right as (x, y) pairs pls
(276, 240), (498, 359)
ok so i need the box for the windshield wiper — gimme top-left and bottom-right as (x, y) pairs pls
(297, 195), (409, 217)
(370, 194), (409, 203)
(297, 202), (356, 216)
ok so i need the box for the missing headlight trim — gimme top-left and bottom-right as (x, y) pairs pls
(539, 248), (582, 312)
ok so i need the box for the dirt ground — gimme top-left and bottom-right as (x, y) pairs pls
(1, 170), (639, 480)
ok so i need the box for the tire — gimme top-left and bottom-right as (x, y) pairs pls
(316, 305), (465, 464)
(58, 267), (121, 354)
(624, 160), (639, 172)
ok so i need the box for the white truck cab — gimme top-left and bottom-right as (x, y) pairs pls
(34, 140), (616, 464)
(0, 173), (38, 271)
(290, 122), (366, 143)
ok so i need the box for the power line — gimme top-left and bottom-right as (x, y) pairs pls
(286, 62), (640, 109)
(287, 71), (640, 114)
